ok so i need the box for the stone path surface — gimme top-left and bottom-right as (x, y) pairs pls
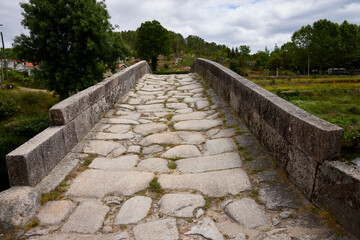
(23, 73), (354, 240)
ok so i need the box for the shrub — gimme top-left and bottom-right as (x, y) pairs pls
(0, 98), (19, 120)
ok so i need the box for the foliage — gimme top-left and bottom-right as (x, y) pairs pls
(135, 20), (170, 71)
(13, 0), (129, 99)
(0, 98), (19, 120)
(253, 78), (360, 152)
(0, 89), (58, 191)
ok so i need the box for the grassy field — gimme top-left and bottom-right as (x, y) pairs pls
(0, 87), (59, 191)
(249, 76), (360, 160)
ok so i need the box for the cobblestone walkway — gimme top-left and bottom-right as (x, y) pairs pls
(24, 74), (352, 240)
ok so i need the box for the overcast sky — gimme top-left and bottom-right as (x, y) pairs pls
(1, 0), (360, 53)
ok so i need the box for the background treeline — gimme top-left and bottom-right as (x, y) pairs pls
(120, 19), (360, 75)
(254, 19), (360, 74)
(119, 30), (228, 60)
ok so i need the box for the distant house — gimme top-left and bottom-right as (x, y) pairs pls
(0, 59), (17, 69)
(15, 62), (37, 75)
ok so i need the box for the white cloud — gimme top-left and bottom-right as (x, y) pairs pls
(1, 0), (360, 52)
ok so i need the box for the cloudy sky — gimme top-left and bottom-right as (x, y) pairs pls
(1, 0), (360, 52)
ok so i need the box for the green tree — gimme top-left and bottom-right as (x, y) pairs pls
(169, 31), (186, 56)
(135, 20), (170, 71)
(339, 21), (360, 69)
(13, 0), (126, 99)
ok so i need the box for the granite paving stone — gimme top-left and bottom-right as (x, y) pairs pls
(114, 196), (152, 225)
(204, 138), (237, 156)
(259, 184), (302, 210)
(61, 201), (109, 234)
(140, 131), (206, 146)
(173, 119), (222, 131)
(176, 152), (242, 173)
(133, 219), (179, 240)
(161, 145), (201, 159)
(159, 193), (205, 217)
(224, 198), (269, 229)
(37, 200), (75, 225)
(82, 141), (120, 156)
(65, 170), (154, 198)
(158, 169), (251, 197)
(89, 155), (139, 170)
(138, 158), (169, 173)
(133, 123), (168, 135)
(171, 112), (207, 121)
(185, 217), (224, 240)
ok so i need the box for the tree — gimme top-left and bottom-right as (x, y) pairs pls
(13, 0), (126, 99)
(135, 20), (170, 71)
(168, 31), (186, 56)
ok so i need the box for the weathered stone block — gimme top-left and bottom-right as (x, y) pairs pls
(312, 161), (360, 239)
(49, 90), (91, 126)
(6, 126), (67, 186)
(0, 187), (40, 229)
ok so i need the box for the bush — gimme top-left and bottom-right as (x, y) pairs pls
(0, 98), (19, 120)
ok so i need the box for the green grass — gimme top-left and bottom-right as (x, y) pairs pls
(249, 77), (360, 157)
(0, 88), (58, 191)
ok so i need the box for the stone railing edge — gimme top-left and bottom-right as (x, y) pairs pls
(191, 58), (359, 238)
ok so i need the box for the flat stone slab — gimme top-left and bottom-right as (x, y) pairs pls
(105, 125), (131, 134)
(107, 119), (139, 125)
(173, 120), (222, 131)
(185, 217), (224, 240)
(166, 103), (188, 109)
(61, 201), (109, 234)
(158, 169), (251, 197)
(247, 157), (273, 170)
(161, 145), (201, 159)
(204, 138), (237, 156)
(134, 123), (168, 135)
(136, 104), (164, 111)
(171, 112), (207, 121)
(196, 100), (210, 110)
(93, 132), (134, 140)
(138, 158), (169, 173)
(37, 200), (75, 225)
(114, 113), (141, 120)
(224, 198), (269, 229)
(159, 193), (205, 217)
(133, 218), (179, 240)
(140, 132), (206, 146)
(142, 145), (164, 154)
(82, 141), (120, 156)
(257, 170), (279, 182)
(114, 196), (152, 225)
(259, 184), (302, 210)
(236, 134), (257, 147)
(66, 170), (154, 198)
(212, 128), (237, 139)
(89, 155), (139, 170)
(176, 152), (242, 173)
(0, 187), (40, 228)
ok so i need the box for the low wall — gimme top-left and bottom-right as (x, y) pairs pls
(191, 58), (359, 238)
(6, 61), (151, 187)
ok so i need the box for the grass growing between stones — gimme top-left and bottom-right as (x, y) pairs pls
(25, 218), (39, 231)
(41, 185), (66, 204)
(149, 177), (163, 194)
(168, 162), (177, 169)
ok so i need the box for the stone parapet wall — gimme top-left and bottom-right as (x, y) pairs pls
(191, 58), (359, 238)
(6, 61), (151, 187)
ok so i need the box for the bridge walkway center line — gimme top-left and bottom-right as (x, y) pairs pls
(23, 73), (353, 240)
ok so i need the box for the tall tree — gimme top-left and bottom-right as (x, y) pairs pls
(13, 0), (126, 99)
(135, 20), (170, 71)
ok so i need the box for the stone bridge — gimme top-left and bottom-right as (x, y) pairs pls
(0, 59), (359, 239)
